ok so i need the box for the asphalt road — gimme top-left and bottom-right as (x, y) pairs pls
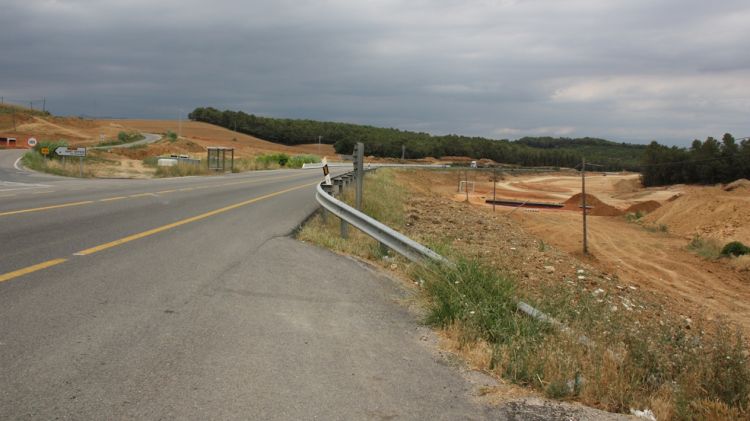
(0, 150), (629, 420)
(0, 150), (502, 420)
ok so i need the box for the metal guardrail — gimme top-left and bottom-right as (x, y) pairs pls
(316, 180), (448, 264)
(303, 162), (450, 170)
(314, 170), (581, 339)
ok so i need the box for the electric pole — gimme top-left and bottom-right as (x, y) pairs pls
(581, 157), (588, 255)
(318, 135), (321, 156)
(178, 109), (183, 138)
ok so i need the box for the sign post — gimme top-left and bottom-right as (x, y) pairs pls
(27, 137), (37, 148)
(55, 147), (87, 177)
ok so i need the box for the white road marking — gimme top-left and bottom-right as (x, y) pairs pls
(13, 157), (23, 171)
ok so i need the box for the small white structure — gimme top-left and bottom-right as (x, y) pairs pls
(157, 158), (178, 167)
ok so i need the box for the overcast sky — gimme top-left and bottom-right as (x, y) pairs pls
(1, 0), (748, 145)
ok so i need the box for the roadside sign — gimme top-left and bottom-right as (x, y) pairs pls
(27, 137), (37, 147)
(41, 147), (49, 156)
(322, 157), (331, 185)
(55, 147), (87, 157)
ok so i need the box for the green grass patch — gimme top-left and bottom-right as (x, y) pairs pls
(97, 131), (144, 147)
(687, 235), (723, 260)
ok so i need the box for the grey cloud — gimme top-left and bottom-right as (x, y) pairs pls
(1, 0), (749, 145)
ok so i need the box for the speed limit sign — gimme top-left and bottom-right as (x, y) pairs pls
(27, 137), (37, 147)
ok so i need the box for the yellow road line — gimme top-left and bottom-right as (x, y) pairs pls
(74, 182), (315, 256)
(0, 258), (68, 283)
(0, 201), (94, 217)
(0, 172), (313, 218)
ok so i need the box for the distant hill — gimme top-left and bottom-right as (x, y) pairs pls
(188, 106), (646, 170)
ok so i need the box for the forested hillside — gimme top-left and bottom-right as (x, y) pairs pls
(641, 134), (750, 186)
(188, 107), (646, 170)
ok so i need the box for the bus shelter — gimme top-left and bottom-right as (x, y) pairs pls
(207, 147), (234, 172)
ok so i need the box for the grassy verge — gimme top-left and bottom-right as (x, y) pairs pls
(297, 168), (750, 420)
(21, 147), (109, 178)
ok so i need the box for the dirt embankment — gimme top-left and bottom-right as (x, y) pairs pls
(562, 193), (624, 216)
(643, 183), (750, 243)
(625, 200), (662, 214)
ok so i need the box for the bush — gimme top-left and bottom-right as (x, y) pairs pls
(721, 241), (750, 257)
(255, 153), (290, 169)
(688, 236), (722, 260)
(166, 130), (178, 142)
(34, 140), (68, 160)
(287, 154), (321, 168)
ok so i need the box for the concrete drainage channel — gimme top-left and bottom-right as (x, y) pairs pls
(314, 144), (574, 338)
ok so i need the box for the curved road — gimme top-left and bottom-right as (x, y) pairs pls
(91, 132), (162, 149)
(0, 149), (625, 420)
(0, 149), (503, 420)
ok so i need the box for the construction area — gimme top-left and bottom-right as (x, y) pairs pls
(399, 169), (750, 335)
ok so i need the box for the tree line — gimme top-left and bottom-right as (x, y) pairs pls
(641, 134), (750, 186)
(189, 107), (646, 170)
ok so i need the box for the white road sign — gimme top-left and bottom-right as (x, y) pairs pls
(27, 137), (37, 147)
(55, 147), (87, 157)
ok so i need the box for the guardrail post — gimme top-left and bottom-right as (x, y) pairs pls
(340, 218), (348, 238)
(355, 142), (364, 210)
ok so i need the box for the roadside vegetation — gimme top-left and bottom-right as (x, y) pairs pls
(298, 168), (750, 420)
(21, 140), (111, 178)
(97, 131), (144, 147)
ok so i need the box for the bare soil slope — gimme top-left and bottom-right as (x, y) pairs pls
(412, 169), (750, 335)
(643, 184), (750, 244)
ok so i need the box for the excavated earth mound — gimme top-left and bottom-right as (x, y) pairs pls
(625, 200), (662, 214)
(724, 178), (750, 191)
(644, 185), (750, 243)
(562, 193), (623, 216)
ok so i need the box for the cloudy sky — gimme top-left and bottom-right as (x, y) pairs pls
(1, 0), (748, 145)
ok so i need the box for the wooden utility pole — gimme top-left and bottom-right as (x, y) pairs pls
(492, 167), (496, 212)
(464, 169), (469, 202)
(581, 158), (588, 255)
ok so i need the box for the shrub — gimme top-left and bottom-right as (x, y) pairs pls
(687, 236), (722, 260)
(721, 241), (750, 257)
(255, 153), (290, 169)
(287, 154), (321, 168)
(166, 130), (178, 142)
(33, 140), (69, 160)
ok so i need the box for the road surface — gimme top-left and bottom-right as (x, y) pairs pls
(0, 150), (626, 420)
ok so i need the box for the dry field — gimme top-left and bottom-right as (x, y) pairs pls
(1, 110), (337, 177)
(421, 169), (750, 334)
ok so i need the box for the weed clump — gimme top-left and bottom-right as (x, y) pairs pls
(687, 235), (722, 260)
